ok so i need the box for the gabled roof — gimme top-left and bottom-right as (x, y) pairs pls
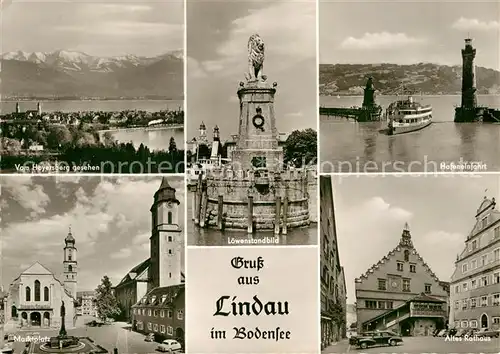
(356, 223), (443, 286)
(21, 262), (53, 275)
(116, 258), (151, 287)
(132, 284), (184, 308)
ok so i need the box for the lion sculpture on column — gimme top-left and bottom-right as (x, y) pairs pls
(247, 34), (265, 81)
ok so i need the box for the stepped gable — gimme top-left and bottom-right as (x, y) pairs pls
(355, 223), (443, 288)
(467, 197), (499, 239)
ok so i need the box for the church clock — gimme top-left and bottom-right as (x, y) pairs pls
(252, 107), (265, 131)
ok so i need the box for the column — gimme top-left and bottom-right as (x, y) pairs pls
(247, 196), (254, 234)
(274, 196), (281, 235)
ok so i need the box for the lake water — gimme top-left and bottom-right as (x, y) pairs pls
(320, 95), (500, 173)
(0, 99), (183, 113)
(186, 194), (318, 246)
(1, 100), (184, 151)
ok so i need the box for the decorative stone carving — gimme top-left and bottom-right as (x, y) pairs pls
(246, 34), (265, 81)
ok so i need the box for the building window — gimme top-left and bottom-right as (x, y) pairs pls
(481, 254), (488, 266)
(148, 309), (152, 316)
(160, 310), (165, 318)
(404, 250), (410, 262)
(481, 296), (488, 307)
(137, 322), (143, 330)
(410, 264), (416, 273)
(177, 310), (184, 320)
(454, 301), (459, 310)
(167, 211), (173, 224)
(493, 317), (500, 325)
(495, 248), (500, 261)
(167, 326), (173, 336)
(377, 301), (386, 309)
(378, 279), (387, 291)
(454, 321), (460, 328)
(167, 310), (173, 318)
(462, 299), (468, 310)
(455, 285), (460, 294)
(492, 294), (499, 306)
(160, 325), (165, 334)
(147, 322), (152, 330)
(387, 301), (393, 309)
(471, 259), (477, 269)
(168, 236), (172, 242)
(25, 286), (31, 301)
(481, 276), (488, 287)
(154, 310), (158, 317)
(494, 273), (500, 284)
(463, 282), (468, 291)
(403, 279), (410, 292)
(481, 217), (487, 229)
(472, 240), (477, 250)
(397, 262), (403, 271)
(462, 264), (468, 273)
(168, 249), (173, 255)
(461, 320), (468, 328)
(425, 284), (431, 293)
(495, 227), (500, 239)
(43, 287), (49, 301)
(472, 279), (477, 288)
(469, 320), (478, 328)
(365, 300), (377, 309)
(34, 280), (41, 302)
(153, 324), (158, 332)
(471, 298), (477, 308)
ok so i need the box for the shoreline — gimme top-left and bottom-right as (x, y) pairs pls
(98, 124), (184, 133)
(319, 94), (500, 98)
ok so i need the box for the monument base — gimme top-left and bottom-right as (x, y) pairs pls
(454, 107), (500, 123)
(29, 337), (108, 354)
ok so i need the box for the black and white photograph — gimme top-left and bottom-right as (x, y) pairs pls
(185, 0), (318, 246)
(319, 0), (500, 173)
(0, 176), (185, 353)
(320, 174), (500, 354)
(0, 1), (184, 174)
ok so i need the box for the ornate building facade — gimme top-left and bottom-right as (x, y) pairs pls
(320, 176), (347, 349)
(76, 291), (98, 317)
(355, 224), (449, 336)
(449, 196), (500, 330)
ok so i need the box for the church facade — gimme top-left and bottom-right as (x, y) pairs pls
(355, 224), (449, 336)
(449, 196), (500, 330)
(5, 230), (78, 329)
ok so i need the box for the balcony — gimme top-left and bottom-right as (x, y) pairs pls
(18, 303), (53, 310)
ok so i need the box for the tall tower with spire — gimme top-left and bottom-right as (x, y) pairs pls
(213, 125), (220, 142)
(149, 178), (182, 289)
(362, 77), (376, 108)
(460, 37), (477, 109)
(15, 102), (20, 114)
(63, 227), (77, 298)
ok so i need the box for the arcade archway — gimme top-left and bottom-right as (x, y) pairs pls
(30, 312), (41, 326)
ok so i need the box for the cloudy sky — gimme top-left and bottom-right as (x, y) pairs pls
(330, 173), (500, 302)
(1, 0), (183, 57)
(0, 176), (185, 291)
(186, 0), (317, 139)
(320, 0), (499, 69)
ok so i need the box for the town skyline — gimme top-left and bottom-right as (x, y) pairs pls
(1, 1), (184, 57)
(331, 174), (500, 303)
(0, 176), (185, 292)
(186, 0), (317, 140)
(320, 0), (499, 70)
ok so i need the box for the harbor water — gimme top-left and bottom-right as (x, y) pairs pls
(320, 95), (500, 173)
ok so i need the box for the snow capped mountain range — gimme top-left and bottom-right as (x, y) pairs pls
(1, 49), (183, 73)
(1, 49), (184, 99)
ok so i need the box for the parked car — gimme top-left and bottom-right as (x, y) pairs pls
(455, 329), (467, 337)
(448, 328), (457, 336)
(435, 329), (447, 337)
(145, 333), (155, 342)
(157, 339), (182, 352)
(351, 331), (403, 349)
(3, 334), (15, 342)
(478, 328), (500, 338)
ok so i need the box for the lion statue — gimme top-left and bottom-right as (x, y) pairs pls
(247, 34), (265, 81)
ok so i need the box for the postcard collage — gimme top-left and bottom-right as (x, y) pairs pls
(0, 0), (499, 353)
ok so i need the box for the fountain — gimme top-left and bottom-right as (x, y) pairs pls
(28, 301), (107, 353)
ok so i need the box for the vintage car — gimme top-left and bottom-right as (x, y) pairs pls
(144, 333), (155, 342)
(476, 328), (500, 338)
(157, 339), (182, 352)
(350, 331), (403, 349)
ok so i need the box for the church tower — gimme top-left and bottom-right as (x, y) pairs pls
(149, 178), (182, 289)
(461, 37), (477, 109)
(63, 227), (77, 298)
(213, 125), (220, 142)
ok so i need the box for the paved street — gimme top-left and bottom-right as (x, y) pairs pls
(323, 337), (500, 353)
(7, 321), (160, 354)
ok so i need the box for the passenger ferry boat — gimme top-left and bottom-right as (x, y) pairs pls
(386, 95), (432, 135)
(186, 157), (230, 185)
